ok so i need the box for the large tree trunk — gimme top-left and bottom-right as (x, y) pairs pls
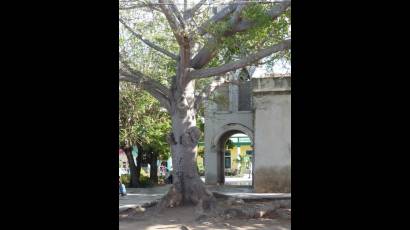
(161, 80), (215, 211)
(124, 146), (140, 187)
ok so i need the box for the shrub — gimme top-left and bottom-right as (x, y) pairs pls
(197, 160), (205, 176)
(158, 175), (166, 184)
(198, 169), (205, 176)
(140, 168), (149, 177)
(139, 175), (153, 187)
(120, 174), (130, 186)
(225, 169), (236, 176)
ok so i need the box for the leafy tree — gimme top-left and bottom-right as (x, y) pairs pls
(119, 0), (290, 209)
(119, 82), (171, 186)
(225, 139), (235, 150)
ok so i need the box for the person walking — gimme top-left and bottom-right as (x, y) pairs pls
(119, 176), (127, 196)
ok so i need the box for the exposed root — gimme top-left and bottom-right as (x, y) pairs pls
(153, 183), (218, 219)
(124, 193), (290, 225)
(155, 185), (183, 211)
(151, 182), (290, 222)
(192, 194), (217, 215)
(223, 206), (278, 219)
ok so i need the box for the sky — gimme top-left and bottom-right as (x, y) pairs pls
(253, 61), (291, 77)
(120, 0), (291, 77)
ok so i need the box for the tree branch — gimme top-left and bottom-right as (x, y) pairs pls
(119, 18), (179, 60)
(158, 0), (184, 45)
(197, 2), (238, 36)
(191, 1), (291, 69)
(194, 75), (243, 110)
(118, 65), (169, 100)
(183, 0), (207, 19)
(119, 54), (171, 111)
(190, 39), (291, 79)
(227, 1), (250, 29)
(224, 1), (291, 36)
(119, 2), (160, 11)
(194, 76), (224, 110)
(168, 1), (186, 29)
(120, 70), (171, 111)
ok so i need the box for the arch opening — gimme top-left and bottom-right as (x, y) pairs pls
(215, 130), (254, 186)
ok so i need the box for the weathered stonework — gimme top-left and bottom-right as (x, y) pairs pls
(254, 166), (291, 193)
(204, 74), (291, 193)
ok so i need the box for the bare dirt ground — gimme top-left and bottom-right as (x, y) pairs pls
(119, 198), (291, 230)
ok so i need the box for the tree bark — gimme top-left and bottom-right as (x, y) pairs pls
(135, 152), (142, 185)
(120, 0), (291, 211)
(160, 79), (216, 211)
(135, 143), (143, 186)
(124, 146), (140, 187)
(149, 153), (158, 184)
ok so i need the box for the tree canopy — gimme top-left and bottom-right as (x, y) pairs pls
(118, 0), (291, 209)
(119, 1), (291, 111)
(119, 82), (171, 160)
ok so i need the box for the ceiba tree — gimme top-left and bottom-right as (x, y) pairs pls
(119, 0), (291, 210)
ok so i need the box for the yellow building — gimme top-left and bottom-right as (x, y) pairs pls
(197, 133), (253, 176)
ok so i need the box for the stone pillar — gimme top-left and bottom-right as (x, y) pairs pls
(252, 76), (291, 193)
(229, 83), (239, 112)
(204, 137), (218, 184)
(204, 99), (218, 184)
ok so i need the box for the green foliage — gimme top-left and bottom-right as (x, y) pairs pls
(119, 82), (171, 160)
(140, 168), (149, 177)
(242, 3), (271, 24)
(224, 169), (237, 176)
(197, 161), (205, 176)
(158, 175), (166, 184)
(120, 3), (290, 98)
(197, 148), (205, 159)
(205, 3), (291, 68)
(122, 170), (152, 187)
(211, 92), (229, 111)
(234, 153), (251, 176)
(119, 3), (290, 136)
(120, 174), (130, 187)
(119, 11), (177, 87)
(225, 139), (235, 150)
(139, 175), (153, 187)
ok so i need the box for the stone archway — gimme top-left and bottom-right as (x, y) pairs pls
(205, 123), (254, 185)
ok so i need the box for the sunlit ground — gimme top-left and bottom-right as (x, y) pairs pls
(119, 200), (290, 230)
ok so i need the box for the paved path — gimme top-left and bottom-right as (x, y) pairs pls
(119, 185), (171, 212)
(200, 175), (252, 186)
(119, 183), (290, 212)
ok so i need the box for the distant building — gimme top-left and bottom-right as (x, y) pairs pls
(198, 133), (253, 176)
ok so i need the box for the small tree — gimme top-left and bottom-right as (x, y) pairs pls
(119, 82), (171, 187)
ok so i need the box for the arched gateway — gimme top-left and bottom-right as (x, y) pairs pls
(203, 73), (291, 192)
(210, 123), (254, 185)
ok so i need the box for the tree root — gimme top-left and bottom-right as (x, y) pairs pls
(154, 185), (183, 212)
(152, 185), (290, 221)
(153, 184), (218, 218)
(218, 198), (291, 219)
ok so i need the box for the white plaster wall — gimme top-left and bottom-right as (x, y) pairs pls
(254, 94), (291, 169)
(203, 76), (291, 188)
(204, 111), (253, 184)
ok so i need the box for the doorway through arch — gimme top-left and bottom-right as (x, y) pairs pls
(215, 129), (254, 186)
